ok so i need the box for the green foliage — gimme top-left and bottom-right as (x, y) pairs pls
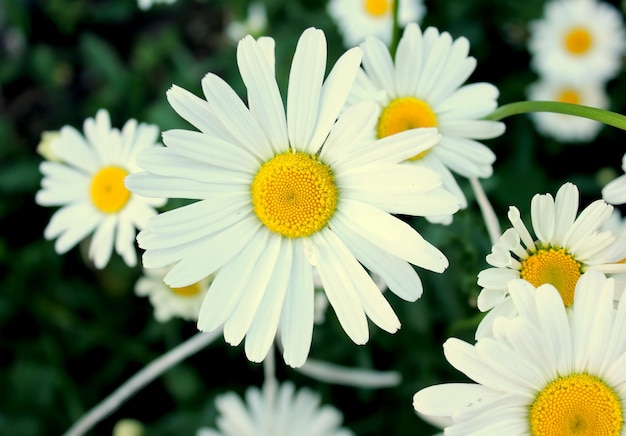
(2, 0), (626, 435)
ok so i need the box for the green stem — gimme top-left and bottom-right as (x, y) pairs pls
(485, 100), (626, 131)
(390, 0), (401, 57)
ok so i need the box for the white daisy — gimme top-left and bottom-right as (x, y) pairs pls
(125, 27), (460, 367)
(476, 182), (626, 338)
(35, 109), (166, 269)
(414, 270), (626, 435)
(327, 0), (426, 48)
(225, 2), (268, 44)
(137, 0), (176, 11)
(197, 381), (352, 436)
(346, 23), (505, 224)
(603, 152), (626, 205)
(527, 77), (608, 143)
(135, 266), (214, 322)
(528, 0), (626, 84)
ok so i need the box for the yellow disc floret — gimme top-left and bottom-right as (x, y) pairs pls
(564, 27), (593, 55)
(377, 97), (438, 161)
(90, 166), (131, 214)
(557, 89), (581, 105)
(529, 373), (623, 435)
(519, 247), (582, 307)
(251, 151), (338, 239)
(170, 282), (202, 298)
(363, 0), (390, 17)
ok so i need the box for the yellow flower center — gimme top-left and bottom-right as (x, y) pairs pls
(564, 27), (593, 55)
(170, 282), (202, 297)
(557, 88), (581, 105)
(529, 373), (623, 435)
(90, 166), (131, 213)
(519, 247), (582, 307)
(251, 151), (338, 239)
(377, 97), (438, 161)
(363, 0), (390, 17)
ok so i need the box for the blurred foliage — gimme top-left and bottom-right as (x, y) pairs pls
(2, 0), (626, 435)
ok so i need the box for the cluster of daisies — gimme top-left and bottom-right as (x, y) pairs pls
(34, 1), (626, 434)
(526, 0), (626, 143)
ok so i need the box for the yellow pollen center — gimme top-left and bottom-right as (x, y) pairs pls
(170, 282), (202, 297)
(363, 0), (390, 16)
(557, 89), (581, 105)
(251, 151), (338, 239)
(564, 27), (593, 55)
(90, 166), (131, 213)
(519, 247), (582, 307)
(529, 373), (623, 435)
(377, 97), (438, 161)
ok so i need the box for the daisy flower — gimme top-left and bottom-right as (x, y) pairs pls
(346, 23), (505, 223)
(197, 381), (352, 436)
(526, 77), (608, 143)
(602, 152), (626, 205)
(125, 27), (460, 367)
(414, 270), (626, 435)
(327, 0), (426, 48)
(35, 109), (166, 269)
(135, 266), (215, 322)
(476, 182), (626, 338)
(528, 0), (626, 84)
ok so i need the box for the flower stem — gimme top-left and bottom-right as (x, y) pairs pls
(63, 330), (221, 436)
(485, 100), (626, 131)
(470, 177), (501, 246)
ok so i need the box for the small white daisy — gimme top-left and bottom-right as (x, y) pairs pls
(476, 182), (626, 338)
(603, 152), (626, 205)
(137, 0), (176, 11)
(126, 27), (460, 367)
(135, 266), (214, 322)
(35, 109), (166, 269)
(414, 270), (626, 435)
(225, 2), (268, 44)
(528, 0), (626, 84)
(527, 77), (608, 143)
(197, 381), (352, 436)
(346, 23), (505, 223)
(327, 0), (426, 48)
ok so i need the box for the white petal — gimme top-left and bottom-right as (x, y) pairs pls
(361, 36), (397, 96)
(162, 215), (262, 287)
(308, 46), (363, 152)
(331, 217), (423, 301)
(336, 199), (448, 272)
(245, 237), (293, 362)
(197, 229), (270, 333)
(237, 35), (288, 153)
(313, 231), (369, 345)
(287, 27), (326, 153)
(162, 129), (259, 173)
(224, 232), (282, 347)
(280, 238), (315, 368)
(201, 73), (274, 160)
(531, 192), (555, 244)
(89, 215), (116, 268)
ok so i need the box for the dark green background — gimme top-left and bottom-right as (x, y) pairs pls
(2, 0), (626, 434)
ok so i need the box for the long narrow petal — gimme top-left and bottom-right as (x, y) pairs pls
(331, 217), (423, 301)
(197, 230), (270, 333)
(336, 199), (448, 272)
(245, 237), (293, 362)
(280, 238), (315, 368)
(287, 27), (326, 152)
(313, 231), (369, 345)
(307, 47), (363, 153)
(237, 35), (288, 153)
(224, 232), (282, 346)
